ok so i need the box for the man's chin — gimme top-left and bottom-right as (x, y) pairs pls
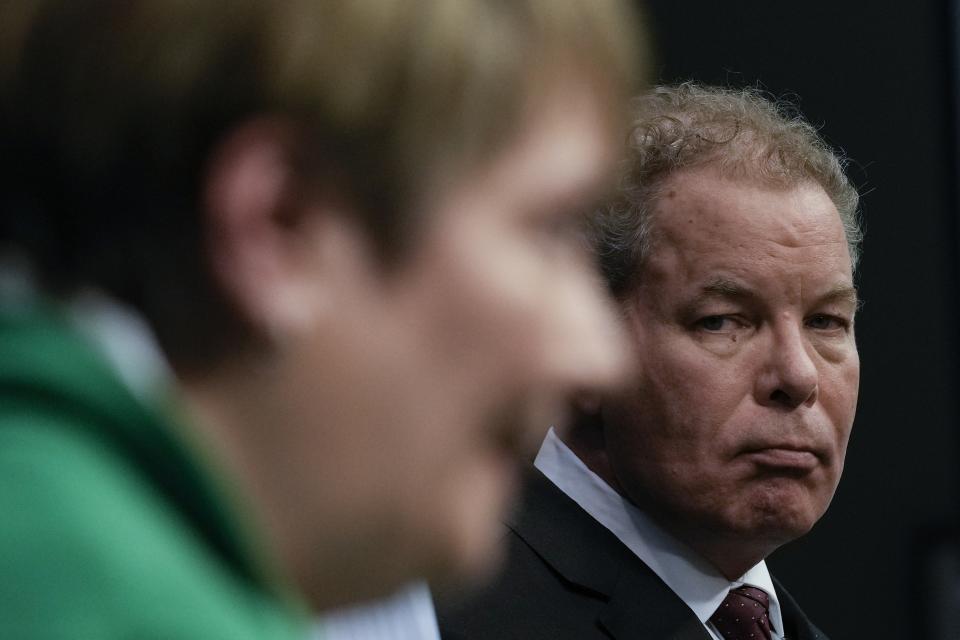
(741, 472), (829, 521)
(727, 499), (823, 548)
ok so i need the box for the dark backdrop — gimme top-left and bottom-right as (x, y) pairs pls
(640, 1), (959, 638)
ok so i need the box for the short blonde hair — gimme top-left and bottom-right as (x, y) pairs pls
(0, 0), (644, 359)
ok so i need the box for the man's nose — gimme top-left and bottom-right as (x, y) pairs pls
(754, 321), (819, 410)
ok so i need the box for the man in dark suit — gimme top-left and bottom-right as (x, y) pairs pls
(438, 83), (863, 640)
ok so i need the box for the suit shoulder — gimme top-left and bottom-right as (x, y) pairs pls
(773, 575), (831, 640)
(437, 527), (609, 640)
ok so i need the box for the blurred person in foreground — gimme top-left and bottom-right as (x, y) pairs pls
(439, 83), (862, 640)
(0, 1), (644, 637)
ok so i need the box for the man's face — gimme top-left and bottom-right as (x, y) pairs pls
(284, 76), (631, 601)
(603, 167), (859, 564)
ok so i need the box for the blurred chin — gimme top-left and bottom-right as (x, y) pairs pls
(425, 391), (545, 587)
(427, 451), (519, 592)
(433, 519), (508, 595)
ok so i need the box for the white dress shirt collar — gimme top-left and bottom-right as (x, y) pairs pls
(0, 255), (173, 404)
(68, 289), (174, 402)
(534, 428), (785, 639)
(318, 581), (440, 640)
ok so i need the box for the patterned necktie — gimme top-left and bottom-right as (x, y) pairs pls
(709, 585), (773, 640)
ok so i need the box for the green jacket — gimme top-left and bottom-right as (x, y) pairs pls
(0, 302), (307, 639)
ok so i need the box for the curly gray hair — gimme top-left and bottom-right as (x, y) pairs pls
(592, 82), (862, 298)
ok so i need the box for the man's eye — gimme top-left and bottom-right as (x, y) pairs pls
(697, 315), (734, 332)
(807, 314), (848, 331)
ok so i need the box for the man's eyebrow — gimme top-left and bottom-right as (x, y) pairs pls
(698, 278), (754, 300)
(694, 279), (861, 310)
(815, 284), (860, 311)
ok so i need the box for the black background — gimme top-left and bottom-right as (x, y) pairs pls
(639, 1), (959, 637)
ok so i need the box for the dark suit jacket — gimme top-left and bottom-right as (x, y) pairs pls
(438, 467), (828, 640)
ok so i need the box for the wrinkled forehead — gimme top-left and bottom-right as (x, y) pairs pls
(651, 168), (844, 247)
(640, 169), (853, 288)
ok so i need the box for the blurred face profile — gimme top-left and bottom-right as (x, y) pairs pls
(388, 77), (632, 584)
(0, 0), (645, 614)
(277, 73), (631, 601)
(602, 167), (860, 569)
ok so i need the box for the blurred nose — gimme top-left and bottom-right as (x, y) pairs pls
(754, 321), (819, 410)
(544, 266), (633, 400)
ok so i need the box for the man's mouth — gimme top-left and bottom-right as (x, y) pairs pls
(740, 446), (820, 472)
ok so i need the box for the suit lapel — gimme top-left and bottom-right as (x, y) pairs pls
(598, 564), (712, 640)
(509, 468), (712, 640)
(773, 577), (830, 640)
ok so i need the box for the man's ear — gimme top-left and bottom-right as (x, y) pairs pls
(202, 118), (345, 343)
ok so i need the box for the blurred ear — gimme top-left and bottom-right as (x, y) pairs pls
(202, 119), (364, 343)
